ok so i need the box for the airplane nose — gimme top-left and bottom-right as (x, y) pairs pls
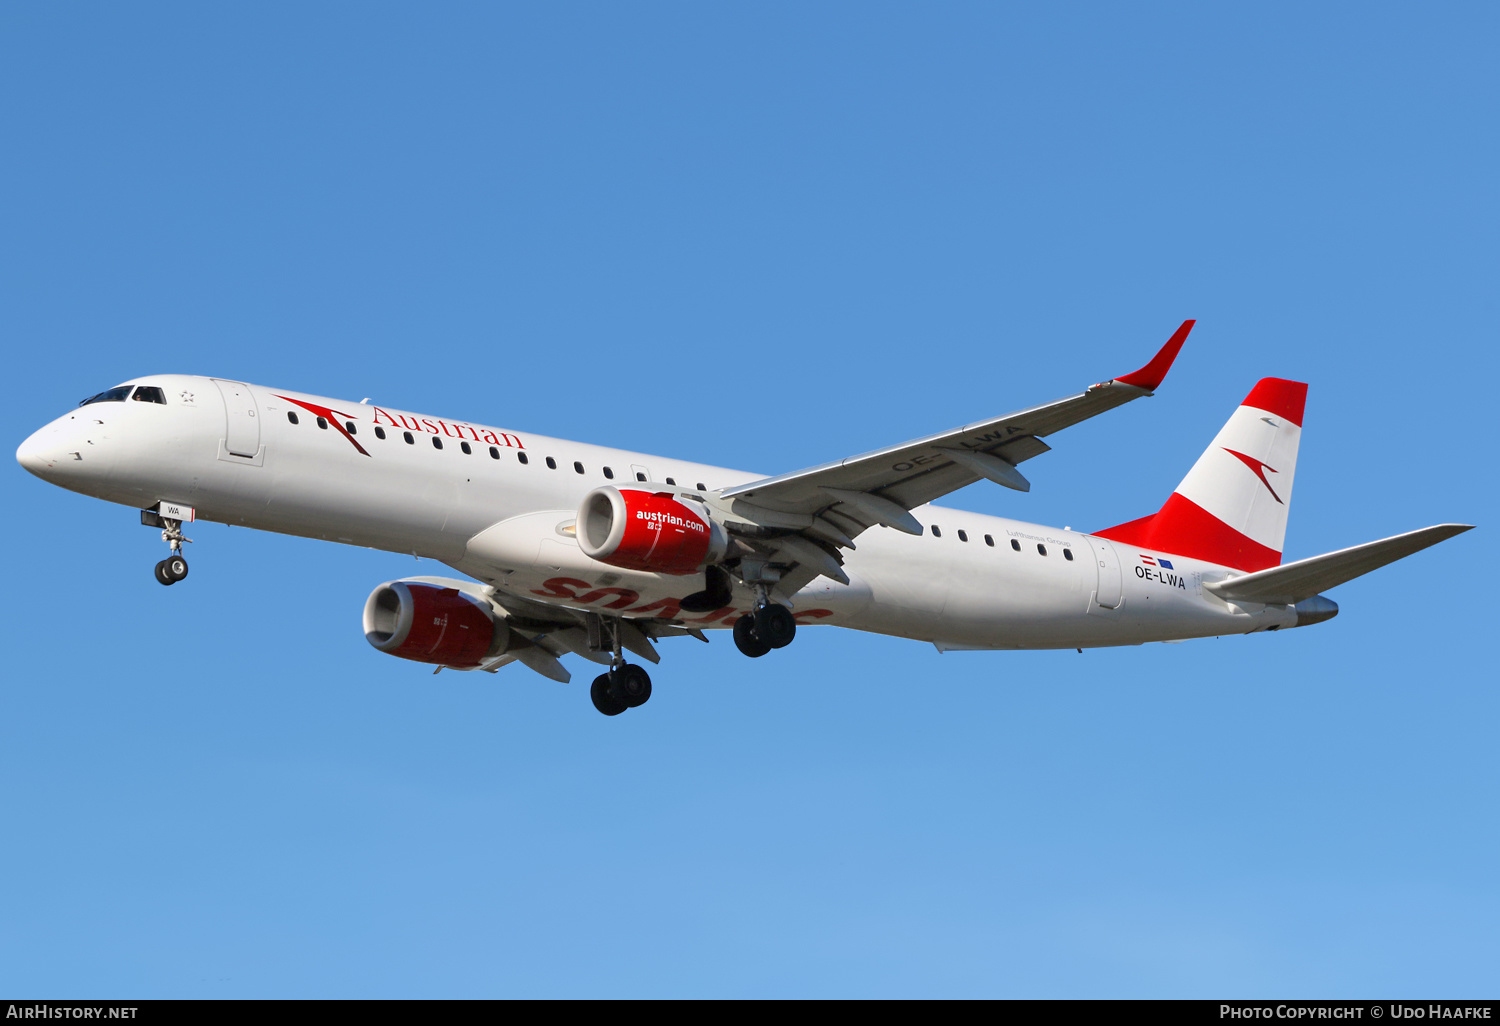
(15, 420), (81, 480)
(16, 427), (51, 477)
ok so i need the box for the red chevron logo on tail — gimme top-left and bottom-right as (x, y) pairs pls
(1223, 448), (1282, 504)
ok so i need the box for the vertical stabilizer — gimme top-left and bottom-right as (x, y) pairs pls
(1094, 378), (1306, 571)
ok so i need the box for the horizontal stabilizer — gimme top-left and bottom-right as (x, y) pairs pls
(1204, 524), (1473, 605)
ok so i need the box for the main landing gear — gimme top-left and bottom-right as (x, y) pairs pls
(732, 601), (796, 658)
(588, 615), (652, 717)
(590, 663), (652, 717)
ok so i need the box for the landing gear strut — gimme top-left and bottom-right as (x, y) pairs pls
(589, 616), (652, 716)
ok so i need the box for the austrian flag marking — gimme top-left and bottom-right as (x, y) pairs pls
(1140, 555), (1174, 569)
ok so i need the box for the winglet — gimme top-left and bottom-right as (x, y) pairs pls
(1114, 319), (1195, 392)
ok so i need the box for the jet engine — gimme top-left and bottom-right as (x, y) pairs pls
(363, 578), (510, 668)
(576, 486), (728, 575)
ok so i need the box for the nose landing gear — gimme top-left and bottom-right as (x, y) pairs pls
(154, 554), (189, 586)
(141, 506), (193, 586)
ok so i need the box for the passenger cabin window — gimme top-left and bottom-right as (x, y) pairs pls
(1010, 539), (1021, 551)
(1064, 548), (1074, 561)
(317, 417), (328, 429)
(518, 452), (529, 465)
(958, 530), (968, 542)
(375, 427), (386, 440)
(603, 467), (614, 479)
(635, 472), (646, 482)
(697, 483), (706, 491)
(546, 457), (557, 469)
(79, 385), (134, 406)
(404, 431), (415, 444)
(461, 442), (472, 455)
(287, 412), (299, 425)
(931, 525), (941, 538)
(985, 534), (994, 547)
(1037, 544), (1047, 556)
(432, 436), (443, 449)
(665, 477), (676, 485)
(489, 446), (500, 459)
(574, 461), (584, 474)
(132, 386), (167, 404)
(345, 422), (357, 434)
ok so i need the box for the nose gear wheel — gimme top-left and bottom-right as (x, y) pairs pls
(154, 554), (189, 586)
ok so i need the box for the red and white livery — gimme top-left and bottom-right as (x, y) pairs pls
(16, 322), (1472, 716)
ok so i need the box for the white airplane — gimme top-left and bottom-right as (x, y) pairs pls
(16, 321), (1471, 716)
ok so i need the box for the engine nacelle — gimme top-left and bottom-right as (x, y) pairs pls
(362, 579), (510, 668)
(577, 486), (728, 575)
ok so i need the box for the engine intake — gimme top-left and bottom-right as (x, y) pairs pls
(363, 579), (509, 668)
(577, 486), (727, 575)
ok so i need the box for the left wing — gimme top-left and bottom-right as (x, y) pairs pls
(717, 320), (1195, 555)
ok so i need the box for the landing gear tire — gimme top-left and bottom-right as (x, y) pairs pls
(154, 560), (176, 587)
(164, 555), (189, 582)
(754, 603), (796, 649)
(609, 664), (652, 708)
(733, 614), (772, 658)
(591, 674), (628, 716)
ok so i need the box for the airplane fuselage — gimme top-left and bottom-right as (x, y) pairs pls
(17, 374), (1299, 653)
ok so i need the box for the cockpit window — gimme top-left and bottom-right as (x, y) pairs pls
(79, 385), (169, 406)
(79, 385), (134, 406)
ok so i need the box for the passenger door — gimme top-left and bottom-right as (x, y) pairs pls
(1085, 535), (1123, 614)
(212, 379), (262, 460)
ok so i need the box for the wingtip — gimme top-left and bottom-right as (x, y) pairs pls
(1114, 319), (1195, 392)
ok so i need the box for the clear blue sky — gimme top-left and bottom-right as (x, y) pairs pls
(3, 2), (1494, 998)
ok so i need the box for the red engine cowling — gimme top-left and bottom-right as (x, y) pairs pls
(577, 486), (728, 575)
(362, 580), (508, 668)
